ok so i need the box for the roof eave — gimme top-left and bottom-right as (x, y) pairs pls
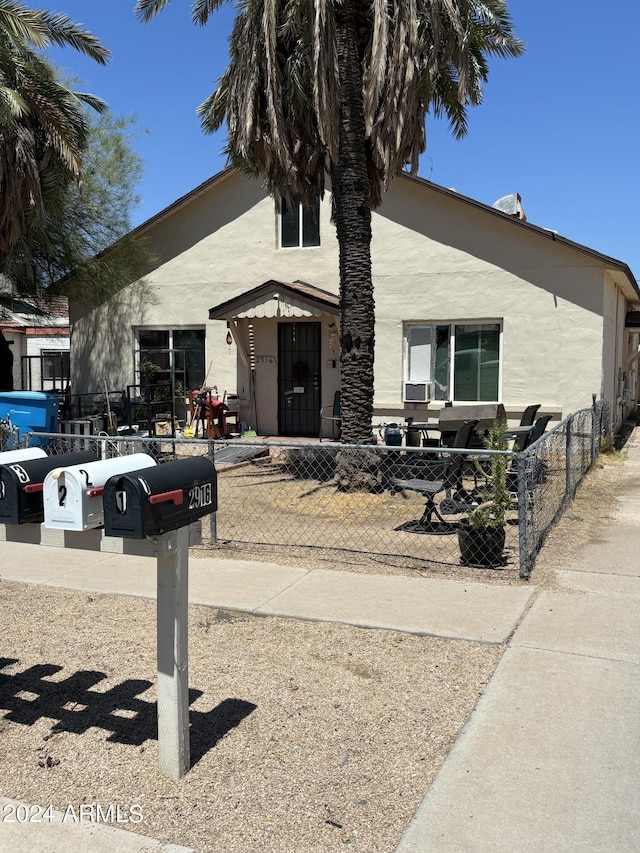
(132, 166), (236, 236)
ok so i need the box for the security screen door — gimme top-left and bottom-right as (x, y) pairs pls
(277, 322), (321, 436)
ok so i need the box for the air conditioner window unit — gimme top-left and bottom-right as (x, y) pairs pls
(403, 382), (431, 403)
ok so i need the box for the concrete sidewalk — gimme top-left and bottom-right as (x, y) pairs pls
(397, 434), (640, 852)
(0, 541), (534, 643)
(1, 433), (640, 850)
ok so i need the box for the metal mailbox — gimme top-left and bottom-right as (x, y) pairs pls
(0, 450), (98, 525)
(103, 457), (217, 539)
(0, 447), (47, 464)
(43, 453), (157, 531)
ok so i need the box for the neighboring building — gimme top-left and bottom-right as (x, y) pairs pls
(0, 278), (70, 392)
(69, 168), (640, 436)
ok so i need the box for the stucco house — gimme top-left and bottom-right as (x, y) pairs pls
(0, 277), (70, 393)
(69, 167), (640, 437)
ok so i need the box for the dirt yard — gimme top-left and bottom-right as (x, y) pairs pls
(0, 448), (627, 851)
(193, 446), (627, 589)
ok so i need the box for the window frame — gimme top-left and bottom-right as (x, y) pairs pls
(278, 194), (321, 249)
(404, 321), (503, 403)
(135, 327), (205, 392)
(41, 349), (70, 381)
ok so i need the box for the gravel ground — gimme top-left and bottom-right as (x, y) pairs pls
(0, 584), (501, 852)
(0, 450), (625, 851)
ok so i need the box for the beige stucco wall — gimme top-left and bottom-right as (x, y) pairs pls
(373, 179), (611, 422)
(70, 170), (637, 434)
(71, 171), (341, 423)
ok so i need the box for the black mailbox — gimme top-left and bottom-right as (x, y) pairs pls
(103, 456), (217, 539)
(0, 450), (98, 525)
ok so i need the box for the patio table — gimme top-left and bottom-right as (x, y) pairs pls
(405, 421), (442, 449)
(500, 424), (535, 442)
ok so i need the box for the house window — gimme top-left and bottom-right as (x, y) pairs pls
(404, 323), (501, 402)
(137, 328), (205, 392)
(280, 194), (321, 248)
(42, 350), (70, 381)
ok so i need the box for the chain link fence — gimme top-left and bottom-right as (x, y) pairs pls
(516, 399), (611, 578)
(10, 400), (609, 581)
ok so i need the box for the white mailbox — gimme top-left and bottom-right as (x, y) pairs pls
(43, 453), (157, 531)
(0, 447), (47, 464)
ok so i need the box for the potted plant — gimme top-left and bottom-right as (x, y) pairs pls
(173, 379), (187, 425)
(458, 418), (512, 568)
(139, 358), (159, 387)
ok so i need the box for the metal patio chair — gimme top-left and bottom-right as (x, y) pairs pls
(393, 419), (479, 534)
(319, 390), (341, 441)
(519, 404), (541, 428)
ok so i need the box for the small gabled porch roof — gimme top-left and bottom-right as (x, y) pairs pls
(209, 279), (340, 321)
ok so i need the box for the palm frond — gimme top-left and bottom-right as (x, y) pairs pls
(133, 0), (175, 25)
(191, 0), (227, 26)
(142, 0), (524, 209)
(0, 1), (110, 63)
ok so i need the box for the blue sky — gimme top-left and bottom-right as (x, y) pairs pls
(48, 1), (640, 277)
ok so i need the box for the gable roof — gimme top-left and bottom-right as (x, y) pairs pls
(134, 167), (639, 301)
(209, 279), (340, 320)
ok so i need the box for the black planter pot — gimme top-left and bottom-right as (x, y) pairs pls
(458, 519), (506, 568)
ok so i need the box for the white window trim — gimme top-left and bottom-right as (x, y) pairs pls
(277, 197), (321, 249)
(404, 320), (503, 404)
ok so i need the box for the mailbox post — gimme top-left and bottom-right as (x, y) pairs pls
(0, 454), (218, 781)
(101, 456), (217, 779)
(157, 524), (190, 779)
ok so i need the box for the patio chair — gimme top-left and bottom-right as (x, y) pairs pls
(393, 419), (478, 534)
(514, 413), (552, 452)
(519, 404), (541, 427)
(507, 414), (553, 496)
(499, 404), (544, 453)
(319, 390), (341, 441)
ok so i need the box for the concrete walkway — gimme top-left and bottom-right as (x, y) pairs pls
(1, 432), (640, 851)
(397, 432), (640, 853)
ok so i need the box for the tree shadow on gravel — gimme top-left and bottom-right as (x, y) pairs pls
(0, 660), (256, 768)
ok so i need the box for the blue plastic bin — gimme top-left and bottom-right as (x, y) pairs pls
(0, 391), (61, 447)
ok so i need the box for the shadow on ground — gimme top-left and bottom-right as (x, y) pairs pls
(0, 658), (256, 768)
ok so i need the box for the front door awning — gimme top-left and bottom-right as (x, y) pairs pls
(209, 279), (339, 321)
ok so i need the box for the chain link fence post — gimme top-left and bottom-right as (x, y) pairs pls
(517, 450), (531, 579)
(591, 395), (598, 466)
(564, 416), (573, 504)
(208, 438), (217, 543)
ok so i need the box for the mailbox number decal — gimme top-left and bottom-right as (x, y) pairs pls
(9, 464), (30, 484)
(58, 485), (67, 507)
(115, 489), (127, 514)
(188, 483), (212, 511)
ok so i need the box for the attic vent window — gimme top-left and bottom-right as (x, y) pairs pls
(280, 194), (320, 248)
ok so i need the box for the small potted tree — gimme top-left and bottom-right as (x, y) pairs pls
(458, 418), (512, 568)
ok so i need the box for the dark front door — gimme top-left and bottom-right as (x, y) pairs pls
(278, 322), (321, 436)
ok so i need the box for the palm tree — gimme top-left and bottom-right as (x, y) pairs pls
(0, 1), (110, 273)
(0, 2), (110, 388)
(135, 0), (524, 444)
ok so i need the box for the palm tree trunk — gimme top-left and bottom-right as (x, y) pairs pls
(332, 0), (375, 446)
